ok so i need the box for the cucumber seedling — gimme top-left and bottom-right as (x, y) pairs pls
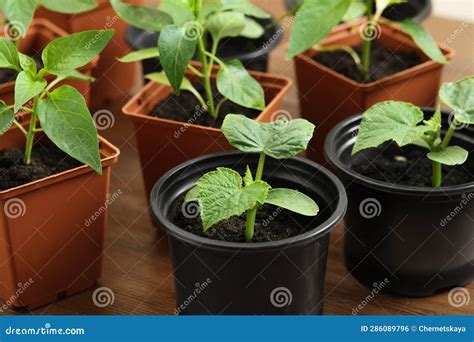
(352, 76), (474, 187)
(286, 0), (447, 79)
(184, 114), (319, 241)
(0, 29), (114, 173)
(113, 0), (268, 119)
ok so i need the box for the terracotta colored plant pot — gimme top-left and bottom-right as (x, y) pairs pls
(293, 18), (454, 163)
(35, 0), (144, 107)
(0, 19), (98, 105)
(0, 121), (120, 309)
(122, 65), (292, 201)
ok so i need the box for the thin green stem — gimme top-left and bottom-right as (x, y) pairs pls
(361, 0), (374, 78)
(245, 152), (266, 241)
(24, 97), (39, 165)
(441, 118), (457, 149)
(187, 64), (204, 78)
(431, 118), (458, 187)
(207, 39), (219, 79)
(432, 161), (442, 187)
(13, 119), (27, 137)
(215, 98), (227, 117)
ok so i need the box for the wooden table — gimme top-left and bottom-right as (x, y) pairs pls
(3, 2), (473, 315)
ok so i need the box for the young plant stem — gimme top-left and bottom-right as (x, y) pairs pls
(361, 0), (374, 78)
(245, 152), (266, 241)
(24, 97), (38, 165)
(431, 118), (459, 187)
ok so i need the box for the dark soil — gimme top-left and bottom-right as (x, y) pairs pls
(313, 42), (423, 83)
(172, 200), (305, 243)
(149, 84), (260, 128)
(0, 56), (43, 84)
(352, 146), (473, 187)
(0, 140), (82, 190)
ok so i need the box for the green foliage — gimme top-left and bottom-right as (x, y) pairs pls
(39, 0), (97, 14)
(0, 101), (14, 134)
(0, 38), (20, 70)
(117, 48), (160, 63)
(439, 77), (474, 124)
(110, 0), (173, 32)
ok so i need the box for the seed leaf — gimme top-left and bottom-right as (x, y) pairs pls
(42, 30), (114, 74)
(2, 0), (35, 36)
(0, 38), (20, 70)
(158, 25), (197, 94)
(0, 101), (14, 134)
(427, 146), (469, 166)
(287, 0), (352, 59)
(439, 76), (474, 124)
(265, 188), (319, 216)
(184, 186), (200, 202)
(39, 0), (97, 14)
(221, 114), (315, 159)
(240, 17), (265, 39)
(197, 167), (270, 230)
(217, 60), (265, 111)
(398, 19), (447, 64)
(14, 71), (46, 113)
(37, 85), (101, 173)
(221, 0), (271, 19)
(207, 11), (247, 41)
(352, 101), (431, 155)
(111, 0), (173, 32)
(118, 48), (160, 63)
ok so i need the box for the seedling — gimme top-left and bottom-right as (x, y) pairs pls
(353, 76), (474, 187)
(0, 0), (98, 40)
(0, 29), (114, 173)
(287, 0), (447, 79)
(113, 0), (268, 119)
(184, 114), (319, 241)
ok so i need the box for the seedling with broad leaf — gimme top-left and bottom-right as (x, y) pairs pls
(184, 114), (318, 241)
(287, 0), (447, 79)
(0, 29), (114, 174)
(0, 0), (98, 40)
(113, 0), (268, 119)
(353, 76), (474, 187)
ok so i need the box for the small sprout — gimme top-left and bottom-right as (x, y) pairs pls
(184, 114), (318, 241)
(353, 76), (474, 187)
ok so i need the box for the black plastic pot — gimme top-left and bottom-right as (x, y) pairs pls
(150, 151), (347, 314)
(325, 109), (474, 297)
(125, 18), (282, 76)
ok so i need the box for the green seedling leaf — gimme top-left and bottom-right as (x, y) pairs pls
(2, 0), (35, 37)
(342, 0), (366, 22)
(14, 71), (46, 113)
(265, 188), (319, 216)
(42, 30), (114, 74)
(352, 101), (430, 155)
(158, 25), (197, 94)
(159, 0), (193, 26)
(217, 59), (265, 111)
(197, 167), (270, 230)
(0, 101), (14, 134)
(184, 186), (200, 202)
(207, 11), (247, 41)
(19, 53), (37, 75)
(111, 0), (173, 32)
(118, 48), (160, 63)
(439, 76), (474, 124)
(374, 0), (407, 21)
(221, 114), (315, 159)
(39, 0), (97, 13)
(37, 85), (101, 173)
(287, 0), (352, 59)
(243, 165), (253, 186)
(55, 69), (95, 82)
(221, 0), (271, 19)
(423, 105), (442, 132)
(240, 17), (265, 39)
(398, 19), (447, 64)
(199, 0), (223, 20)
(0, 38), (20, 70)
(427, 146), (469, 166)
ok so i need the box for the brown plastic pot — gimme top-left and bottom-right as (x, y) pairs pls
(35, 0), (144, 107)
(122, 65), (292, 200)
(0, 19), (98, 105)
(293, 18), (454, 163)
(0, 120), (120, 309)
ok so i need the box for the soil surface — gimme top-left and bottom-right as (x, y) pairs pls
(149, 84), (260, 128)
(352, 146), (473, 187)
(0, 141), (82, 190)
(172, 200), (306, 242)
(0, 56), (43, 84)
(313, 42), (423, 83)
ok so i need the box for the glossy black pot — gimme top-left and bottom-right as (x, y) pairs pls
(150, 151), (347, 314)
(325, 109), (474, 297)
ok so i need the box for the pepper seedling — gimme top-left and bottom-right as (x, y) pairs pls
(113, 0), (268, 119)
(184, 114), (319, 241)
(0, 29), (114, 173)
(286, 0), (447, 79)
(0, 0), (98, 40)
(352, 76), (474, 187)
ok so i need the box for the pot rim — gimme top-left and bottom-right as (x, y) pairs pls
(324, 109), (474, 196)
(150, 150), (348, 251)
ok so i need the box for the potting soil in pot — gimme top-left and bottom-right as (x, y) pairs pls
(313, 42), (422, 83)
(0, 141), (81, 190)
(149, 85), (260, 128)
(351, 143), (473, 187)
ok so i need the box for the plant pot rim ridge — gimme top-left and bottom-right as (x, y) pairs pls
(324, 109), (474, 197)
(150, 150), (348, 251)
